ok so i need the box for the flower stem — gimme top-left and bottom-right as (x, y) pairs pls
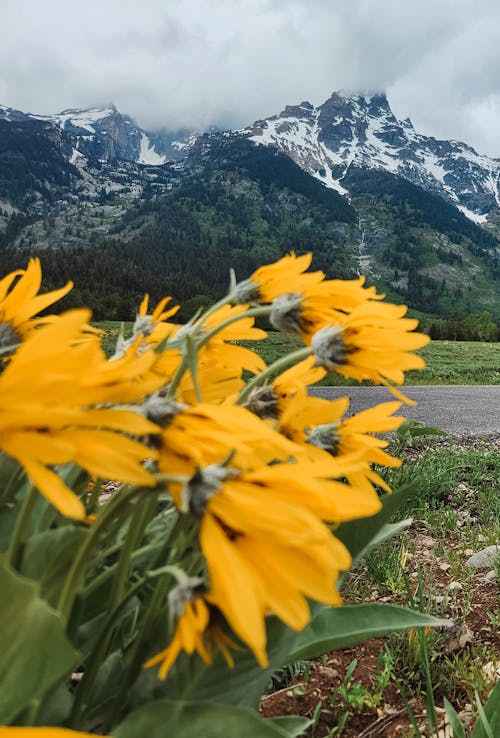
(6, 482), (37, 569)
(107, 494), (157, 611)
(195, 305), (272, 350)
(102, 573), (171, 731)
(57, 485), (156, 625)
(237, 346), (313, 404)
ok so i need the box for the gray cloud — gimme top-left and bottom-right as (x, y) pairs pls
(0, 0), (498, 155)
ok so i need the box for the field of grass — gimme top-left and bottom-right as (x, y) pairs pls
(262, 435), (500, 736)
(95, 321), (500, 385)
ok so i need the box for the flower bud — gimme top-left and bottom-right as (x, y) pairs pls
(269, 293), (302, 334)
(182, 464), (238, 517)
(311, 325), (348, 369)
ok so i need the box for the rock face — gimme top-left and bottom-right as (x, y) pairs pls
(0, 103), (195, 166)
(245, 91), (500, 224)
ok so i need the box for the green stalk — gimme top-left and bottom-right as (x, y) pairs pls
(165, 354), (188, 399)
(195, 305), (272, 350)
(107, 495), (158, 611)
(57, 485), (157, 624)
(236, 345), (313, 404)
(6, 482), (37, 569)
(417, 566), (437, 734)
(165, 305), (271, 400)
(68, 575), (152, 727)
(102, 573), (171, 731)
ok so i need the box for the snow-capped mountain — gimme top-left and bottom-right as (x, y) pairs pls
(0, 103), (193, 165)
(244, 92), (500, 224)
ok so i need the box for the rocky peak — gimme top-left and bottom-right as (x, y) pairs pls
(245, 90), (500, 222)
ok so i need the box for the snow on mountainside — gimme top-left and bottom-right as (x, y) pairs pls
(0, 103), (181, 165)
(245, 92), (500, 223)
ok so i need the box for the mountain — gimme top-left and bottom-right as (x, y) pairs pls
(244, 92), (500, 226)
(0, 94), (498, 323)
(0, 103), (194, 165)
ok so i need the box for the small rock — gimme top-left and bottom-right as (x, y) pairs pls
(420, 535), (437, 549)
(463, 549), (474, 556)
(466, 545), (499, 569)
(482, 570), (497, 582)
(448, 581), (463, 592)
(318, 665), (339, 678)
(439, 562), (451, 572)
(483, 661), (500, 681)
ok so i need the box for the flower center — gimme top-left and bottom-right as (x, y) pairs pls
(0, 322), (21, 354)
(269, 293), (302, 334)
(182, 463), (238, 517)
(231, 278), (261, 304)
(307, 422), (340, 455)
(141, 392), (187, 427)
(244, 385), (280, 419)
(311, 325), (349, 369)
(169, 576), (206, 618)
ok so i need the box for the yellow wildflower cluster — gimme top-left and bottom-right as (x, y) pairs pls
(0, 253), (429, 676)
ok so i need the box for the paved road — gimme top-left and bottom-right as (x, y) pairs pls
(309, 385), (500, 437)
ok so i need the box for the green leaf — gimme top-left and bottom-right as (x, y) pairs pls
(21, 527), (89, 606)
(115, 699), (293, 738)
(0, 555), (79, 724)
(131, 616), (295, 709)
(287, 604), (451, 663)
(366, 518), (413, 551)
(335, 482), (417, 563)
(268, 716), (313, 736)
(471, 681), (500, 738)
(443, 697), (466, 738)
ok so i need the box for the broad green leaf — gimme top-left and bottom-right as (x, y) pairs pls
(0, 556), (79, 724)
(36, 683), (74, 726)
(471, 681), (500, 738)
(21, 527), (89, 605)
(268, 716), (313, 736)
(366, 518), (413, 551)
(131, 616), (295, 709)
(443, 697), (466, 738)
(335, 482), (417, 563)
(115, 699), (293, 738)
(0, 504), (20, 552)
(287, 604), (451, 663)
(78, 651), (124, 730)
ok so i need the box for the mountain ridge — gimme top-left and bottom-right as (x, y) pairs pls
(0, 93), (498, 321)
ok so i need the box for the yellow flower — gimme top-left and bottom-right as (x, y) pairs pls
(243, 356), (326, 420)
(182, 461), (354, 666)
(0, 310), (161, 520)
(234, 252), (325, 303)
(306, 400), (405, 493)
(233, 255), (381, 337)
(0, 259), (72, 354)
(157, 403), (297, 498)
(311, 302), (430, 402)
(145, 593), (212, 679)
(134, 293), (179, 345)
(197, 304), (267, 377)
(145, 579), (238, 679)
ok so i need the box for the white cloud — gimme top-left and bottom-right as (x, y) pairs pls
(0, 0), (498, 155)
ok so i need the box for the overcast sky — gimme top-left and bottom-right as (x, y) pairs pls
(1, 0), (499, 156)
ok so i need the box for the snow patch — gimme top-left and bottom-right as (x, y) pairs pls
(138, 134), (167, 165)
(33, 108), (114, 134)
(456, 205), (489, 224)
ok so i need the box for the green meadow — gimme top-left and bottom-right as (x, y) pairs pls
(96, 322), (499, 385)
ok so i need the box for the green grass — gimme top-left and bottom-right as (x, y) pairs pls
(344, 438), (500, 717)
(95, 322), (500, 385)
(243, 336), (500, 385)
